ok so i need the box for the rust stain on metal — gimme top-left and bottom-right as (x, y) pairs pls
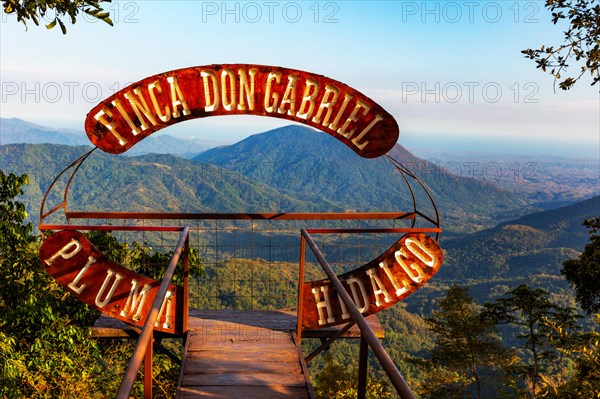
(39, 230), (184, 334)
(85, 64), (399, 158)
(301, 233), (443, 329)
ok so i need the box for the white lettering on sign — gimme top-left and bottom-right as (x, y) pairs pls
(312, 286), (335, 326)
(304, 234), (443, 328)
(237, 68), (257, 111)
(366, 268), (392, 307)
(86, 65), (398, 158)
(406, 237), (438, 267)
(338, 293), (350, 320)
(148, 80), (171, 123)
(155, 290), (174, 329)
(201, 70), (220, 112)
(44, 238), (82, 266)
(94, 108), (128, 146)
(120, 280), (151, 321)
(95, 269), (124, 308)
(67, 255), (96, 294)
(166, 76), (191, 118)
(378, 260), (410, 297)
(346, 277), (369, 314)
(39, 231), (184, 334)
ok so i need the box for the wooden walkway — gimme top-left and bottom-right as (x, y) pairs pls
(93, 309), (384, 399)
(179, 310), (312, 399)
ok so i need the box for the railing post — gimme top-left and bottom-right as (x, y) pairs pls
(115, 227), (190, 399)
(144, 329), (153, 399)
(300, 228), (416, 399)
(183, 234), (189, 334)
(357, 334), (368, 399)
(297, 235), (306, 344)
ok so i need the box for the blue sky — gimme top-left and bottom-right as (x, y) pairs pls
(1, 1), (598, 158)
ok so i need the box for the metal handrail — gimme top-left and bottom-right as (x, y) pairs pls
(300, 228), (416, 399)
(64, 211), (416, 221)
(115, 226), (190, 399)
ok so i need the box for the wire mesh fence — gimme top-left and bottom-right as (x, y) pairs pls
(62, 214), (416, 311)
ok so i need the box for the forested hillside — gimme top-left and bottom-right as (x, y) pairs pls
(0, 143), (343, 224)
(195, 125), (535, 234)
(1, 124), (598, 398)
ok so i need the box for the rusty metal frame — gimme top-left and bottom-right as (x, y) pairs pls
(39, 149), (441, 233)
(115, 226), (190, 399)
(39, 147), (96, 234)
(385, 155), (441, 240)
(300, 228), (416, 399)
(38, 136), (441, 399)
(304, 320), (356, 363)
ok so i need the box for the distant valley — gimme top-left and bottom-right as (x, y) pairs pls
(2, 117), (599, 339)
(1, 119), (598, 293)
(2, 117), (596, 215)
(412, 147), (599, 208)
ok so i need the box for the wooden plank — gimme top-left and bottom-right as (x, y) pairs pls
(93, 309), (384, 340)
(183, 357), (302, 374)
(187, 340), (296, 352)
(303, 315), (385, 339)
(189, 326), (292, 343)
(187, 309), (385, 339)
(182, 372), (306, 387)
(292, 332), (316, 399)
(186, 349), (298, 363)
(91, 315), (181, 339)
(179, 385), (310, 399)
(92, 316), (139, 338)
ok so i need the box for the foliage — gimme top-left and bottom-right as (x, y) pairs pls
(0, 171), (189, 398)
(484, 285), (582, 398)
(415, 286), (512, 399)
(0, 171), (99, 398)
(539, 314), (600, 398)
(2, 0), (113, 34)
(85, 229), (204, 285)
(561, 217), (600, 314)
(312, 354), (394, 399)
(522, 0), (600, 90)
(194, 126), (531, 235)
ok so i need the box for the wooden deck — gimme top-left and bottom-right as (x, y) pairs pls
(179, 310), (312, 399)
(92, 309), (384, 399)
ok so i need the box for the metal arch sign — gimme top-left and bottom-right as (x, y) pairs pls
(301, 233), (443, 329)
(39, 231), (184, 334)
(85, 64), (399, 158)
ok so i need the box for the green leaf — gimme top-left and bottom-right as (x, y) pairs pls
(58, 18), (66, 34)
(45, 19), (57, 30)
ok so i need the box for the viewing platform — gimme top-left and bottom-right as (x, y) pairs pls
(93, 309), (384, 399)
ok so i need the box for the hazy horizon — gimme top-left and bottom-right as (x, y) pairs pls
(1, 115), (598, 160)
(1, 2), (598, 161)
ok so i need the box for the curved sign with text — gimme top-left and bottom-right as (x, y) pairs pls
(39, 231), (184, 334)
(85, 64), (399, 158)
(301, 233), (442, 329)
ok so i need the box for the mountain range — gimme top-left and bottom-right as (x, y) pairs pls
(194, 125), (535, 234)
(1, 119), (599, 313)
(0, 117), (212, 158)
(2, 118), (598, 234)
